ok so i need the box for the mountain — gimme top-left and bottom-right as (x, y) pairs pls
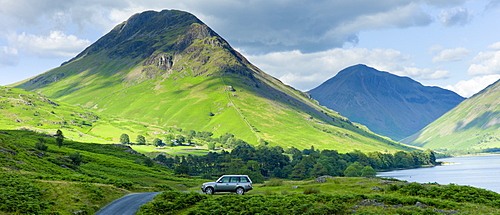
(308, 64), (465, 141)
(0, 86), (173, 143)
(403, 79), (500, 153)
(11, 10), (411, 152)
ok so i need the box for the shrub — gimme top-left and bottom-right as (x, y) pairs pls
(35, 138), (48, 151)
(303, 187), (320, 195)
(0, 172), (51, 213)
(265, 178), (284, 187)
(69, 151), (83, 166)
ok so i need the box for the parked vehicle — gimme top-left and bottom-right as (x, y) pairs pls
(201, 175), (253, 195)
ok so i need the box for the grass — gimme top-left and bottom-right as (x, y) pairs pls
(405, 80), (500, 154)
(147, 177), (500, 214)
(0, 129), (204, 214)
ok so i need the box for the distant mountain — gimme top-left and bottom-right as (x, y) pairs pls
(308, 64), (465, 140)
(11, 10), (412, 152)
(403, 79), (500, 153)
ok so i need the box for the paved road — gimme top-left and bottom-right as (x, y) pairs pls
(95, 192), (161, 215)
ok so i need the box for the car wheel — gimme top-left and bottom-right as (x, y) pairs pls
(236, 187), (245, 195)
(205, 187), (214, 195)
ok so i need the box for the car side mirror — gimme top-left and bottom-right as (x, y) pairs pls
(217, 181), (222, 183)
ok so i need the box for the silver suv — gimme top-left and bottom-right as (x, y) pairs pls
(201, 175), (253, 195)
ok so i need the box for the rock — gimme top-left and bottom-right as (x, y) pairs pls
(415, 201), (427, 209)
(433, 209), (464, 214)
(0, 148), (17, 155)
(226, 86), (236, 92)
(315, 175), (335, 183)
(354, 199), (386, 208)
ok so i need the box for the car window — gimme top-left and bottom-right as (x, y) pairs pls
(240, 177), (249, 182)
(230, 177), (239, 183)
(220, 177), (230, 183)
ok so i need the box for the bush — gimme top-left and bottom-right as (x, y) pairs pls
(69, 151), (83, 166)
(265, 178), (284, 187)
(138, 191), (207, 215)
(35, 138), (48, 151)
(303, 187), (320, 195)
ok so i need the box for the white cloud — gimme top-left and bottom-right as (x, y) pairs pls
(438, 7), (473, 26)
(467, 50), (500, 75)
(0, 46), (19, 67)
(8, 31), (91, 58)
(432, 47), (471, 62)
(487, 42), (500, 50)
(445, 75), (500, 97)
(245, 48), (448, 91)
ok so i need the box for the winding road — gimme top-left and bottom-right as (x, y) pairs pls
(95, 192), (161, 215)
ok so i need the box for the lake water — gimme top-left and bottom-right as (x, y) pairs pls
(377, 154), (500, 193)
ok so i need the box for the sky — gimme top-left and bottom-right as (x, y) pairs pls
(1, 0), (500, 97)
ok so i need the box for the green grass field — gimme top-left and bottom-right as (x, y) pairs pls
(141, 177), (500, 214)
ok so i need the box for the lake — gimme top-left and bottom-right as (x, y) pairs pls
(377, 154), (500, 193)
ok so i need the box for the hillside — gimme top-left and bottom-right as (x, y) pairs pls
(308, 64), (464, 141)
(0, 86), (174, 143)
(11, 10), (411, 152)
(403, 79), (500, 154)
(0, 129), (194, 214)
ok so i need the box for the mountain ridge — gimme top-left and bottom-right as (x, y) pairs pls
(308, 64), (465, 140)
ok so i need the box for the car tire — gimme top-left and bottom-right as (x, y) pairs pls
(205, 187), (214, 195)
(236, 187), (245, 195)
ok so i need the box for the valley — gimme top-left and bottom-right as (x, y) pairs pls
(1, 7), (500, 215)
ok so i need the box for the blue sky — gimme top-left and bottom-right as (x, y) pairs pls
(1, 0), (500, 97)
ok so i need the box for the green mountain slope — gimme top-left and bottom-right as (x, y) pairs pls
(12, 10), (411, 152)
(403, 79), (500, 153)
(0, 86), (172, 143)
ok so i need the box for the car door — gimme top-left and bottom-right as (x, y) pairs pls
(215, 176), (232, 192)
(228, 176), (240, 191)
(238, 176), (250, 188)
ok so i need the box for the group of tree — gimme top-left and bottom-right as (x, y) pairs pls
(118, 131), (247, 148)
(153, 142), (437, 182)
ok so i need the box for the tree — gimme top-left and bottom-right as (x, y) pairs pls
(55, 129), (64, 148)
(69, 151), (83, 166)
(35, 138), (48, 151)
(344, 162), (364, 177)
(143, 157), (154, 167)
(120, 134), (130, 144)
(136, 135), (146, 145)
(174, 164), (190, 175)
(361, 166), (377, 178)
(207, 142), (215, 150)
(176, 135), (185, 145)
(285, 147), (301, 155)
(153, 138), (163, 147)
(290, 162), (308, 180)
(310, 162), (328, 177)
